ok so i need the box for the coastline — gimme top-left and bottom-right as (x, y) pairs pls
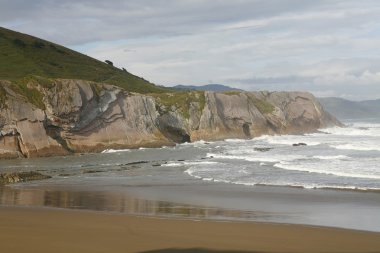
(2, 179), (380, 232)
(1, 206), (380, 253)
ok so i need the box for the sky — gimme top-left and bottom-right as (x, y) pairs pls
(1, 0), (380, 100)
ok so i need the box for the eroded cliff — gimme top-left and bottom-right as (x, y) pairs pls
(0, 79), (341, 158)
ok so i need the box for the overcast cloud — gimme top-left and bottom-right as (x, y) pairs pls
(1, 0), (380, 100)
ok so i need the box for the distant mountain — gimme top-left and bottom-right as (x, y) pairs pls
(319, 97), (380, 119)
(173, 84), (243, 92)
(0, 26), (167, 93)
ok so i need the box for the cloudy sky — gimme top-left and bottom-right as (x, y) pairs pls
(1, 0), (380, 100)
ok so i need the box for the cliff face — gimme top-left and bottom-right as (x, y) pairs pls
(0, 79), (341, 158)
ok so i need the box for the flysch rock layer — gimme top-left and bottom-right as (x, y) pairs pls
(0, 79), (341, 158)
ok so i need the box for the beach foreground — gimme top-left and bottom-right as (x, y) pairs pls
(1, 207), (380, 253)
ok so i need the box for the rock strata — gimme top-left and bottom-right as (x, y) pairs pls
(0, 79), (342, 158)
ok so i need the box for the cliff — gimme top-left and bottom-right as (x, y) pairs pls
(0, 79), (341, 159)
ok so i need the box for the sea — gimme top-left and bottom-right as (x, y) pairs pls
(181, 118), (380, 191)
(1, 118), (380, 231)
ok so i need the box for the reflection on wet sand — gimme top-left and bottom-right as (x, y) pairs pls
(0, 185), (280, 221)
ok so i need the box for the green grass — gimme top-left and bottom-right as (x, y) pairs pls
(150, 91), (205, 119)
(223, 91), (241, 96)
(0, 27), (168, 94)
(9, 78), (46, 109)
(222, 91), (274, 114)
(249, 96), (275, 114)
(0, 85), (7, 108)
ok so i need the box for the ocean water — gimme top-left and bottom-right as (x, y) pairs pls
(2, 119), (378, 192)
(176, 119), (380, 191)
(1, 119), (380, 231)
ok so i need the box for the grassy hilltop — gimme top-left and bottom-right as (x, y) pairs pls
(0, 26), (167, 93)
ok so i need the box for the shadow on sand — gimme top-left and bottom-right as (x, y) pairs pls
(138, 249), (262, 253)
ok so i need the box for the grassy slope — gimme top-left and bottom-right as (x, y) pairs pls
(0, 27), (167, 93)
(150, 91), (206, 119)
(0, 27), (274, 117)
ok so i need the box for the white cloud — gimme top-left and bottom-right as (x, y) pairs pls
(313, 70), (380, 86)
(1, 0), (380, 99)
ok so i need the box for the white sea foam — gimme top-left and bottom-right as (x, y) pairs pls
(184, 168), (380, 191)
(312, 155), (350, 160)
(225, 138), (247, 143)
(274, 161), (380, 180)
(183, 120), (380, 191)
(251, 182), (380, 191)
(183, 161), (219, 165)
(323, 124), (380, 137)
(180, 140), (213, 147)
(207, 153), (304, 163)
(162, 161), (219, 167)
(101, 149), (130, 154)
(161, 162), (183, 167)
(331, 143), (380, 151)
(255, 135), (321, 146)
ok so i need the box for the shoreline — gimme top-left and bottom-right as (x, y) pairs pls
(2, 177), (380, 232)
(2, 203), (379, 234)
(1, 206), (380, 253)
(3, 168), (380, 194)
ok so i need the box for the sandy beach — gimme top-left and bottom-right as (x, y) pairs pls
(1, 131), (380, 252)
(1, 206), (380, 253)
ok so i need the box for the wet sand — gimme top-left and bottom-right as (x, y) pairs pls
(1, 206), (380, 253)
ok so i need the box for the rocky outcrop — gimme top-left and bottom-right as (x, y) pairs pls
(0, 79), (341, 158)
(0, 171), (51, 184)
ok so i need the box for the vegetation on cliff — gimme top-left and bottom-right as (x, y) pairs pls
(0, 27), (167, 94)
(150, 91), (205, 119)
(249, 96), (275, 114)
(0, 85), (6, 108)
(10, 76), (51, 109)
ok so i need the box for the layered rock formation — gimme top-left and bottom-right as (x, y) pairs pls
(0, 79), (341, 158)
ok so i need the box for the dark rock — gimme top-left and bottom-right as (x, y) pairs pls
(316, 130), (331, 134)
(82, 169), (103, 174)
(293, 143), (307, 147)
(122, 161), (149, 166)
(58, 173), (73, 177)
(254, 147), (272, 152)
(0, 171), (51, 184)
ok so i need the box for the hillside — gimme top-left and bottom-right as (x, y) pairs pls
(0, 27), (167, 93)
(173, 84), (243, 92)
(0, 27), (342, 159)
(319, 97), (380, 120)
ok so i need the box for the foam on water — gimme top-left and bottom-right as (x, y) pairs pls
(312, 155), (350, 160)
(207, 153), (306, 163)
(273, 160), (380, 180)
(101, 149), (131, 154)
(258, 135), (322, 146)
(331, 143), (380, 151)
(162, 161), (220, 167)
(183, 121), (380, 191)
(179, 140), (213, 148)
(323, 123), (380, 137)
